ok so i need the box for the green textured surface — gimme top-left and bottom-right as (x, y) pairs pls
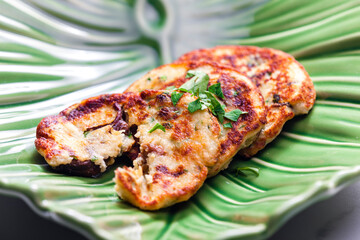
(1, 0), (360, 239)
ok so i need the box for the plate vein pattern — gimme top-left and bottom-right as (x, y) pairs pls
(0, 0), (360, 240)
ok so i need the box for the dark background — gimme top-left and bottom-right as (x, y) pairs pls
(1, 180), (360, 240)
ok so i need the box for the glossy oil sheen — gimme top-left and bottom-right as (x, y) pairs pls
(0, 0), (360, 239)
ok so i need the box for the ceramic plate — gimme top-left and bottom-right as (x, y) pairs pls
(1, 0), (360, 239)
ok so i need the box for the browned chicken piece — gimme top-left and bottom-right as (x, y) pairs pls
(35, 94), (135, 177)
(125, 61), (266, 177)
(174, 45), (316, 157)
(116, 62), (265, 210)
(115, 90), (222, 210)
(35, 61), (265, 210)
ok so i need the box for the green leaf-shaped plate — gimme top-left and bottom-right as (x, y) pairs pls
(1, 0), (360, 239)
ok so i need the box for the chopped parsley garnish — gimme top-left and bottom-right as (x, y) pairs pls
(169, 70), (247, 124)
(208, 82), (224, 99)
(149, 123), (166, 133)
(147, 77), (152, 82)
(185, 71), (194, 78)
(204, 91), (225, 123)
(83, 131), (90, 137)
(223, 123), (233, 128)
(91, 156), (98, 162)
(180, 70), (209, 95)
(232, 167), (260, 177)
(224, 109), (247, 122)
(171, 91), (184, 106)
(188, 98), (202, 113)
(159, 75), (167, 81)
(198, 93), (211, 110)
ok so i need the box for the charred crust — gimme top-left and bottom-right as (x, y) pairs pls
(112, 102), (129, 133)
(155, 93), (171, 105)
(126, 143), (140, 161)
(140, 90), (169, 102)
(154, 165), (186, 181)
(273, 94), (281, 103)
(34, 137), (52, 152)
(60, 93), (129, 121)
(179, 145), (193, 156)
(157, 107), (179, 121)
(39, 115), (58, 129)
(164, 165), (185, 177)
(139, 90), (154, 99)
(123, 94), (147, 109)
(129, 124), (138, 136)
(53, 159), (101, 177)
(162, 122), (173, 129)
(63, 97), (105, 121)
(36, 116), (58, 138)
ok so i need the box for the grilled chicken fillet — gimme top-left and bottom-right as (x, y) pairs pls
(175, 45), (316, 157)
(36, 61), (265, 210)
(118, 62), (266, 210)
(35, 94), (135, 177)
(125, 62), (266, 177)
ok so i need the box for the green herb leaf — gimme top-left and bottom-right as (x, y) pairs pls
(166, 86), (177, 90)
(199, 93), (211, 110)
(180, 70), (209, 96)
(91, 156), (98, 162)
(185, 71), (195, 78)
(148, 123), (166, 133)
(179, 78), (195, 93)
(208, 83), (224, 99)
(171, 92), (184, 106)
(178, 87), (192, 93)
(83, 131), (90, 137)
(223, 123), (233, 128)
(147, 77), (152, 82)
(159, 75), (167, 81)
(178, 71), (237, 124)
(224, 109), (247, 122)
(200, 99), (211, 110)
(215, 105), (225, 123)
(188, 98), (202, 113)
(232, 167), (260, 177)
(204, 91), (225, 123)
